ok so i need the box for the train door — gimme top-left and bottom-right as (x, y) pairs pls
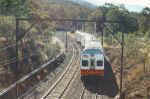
(89, 53), (97, 70)
(90, 58), (95, 70)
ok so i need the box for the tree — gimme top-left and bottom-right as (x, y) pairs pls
(0, 0), (30, 17)
(138, 7), (150, 33)
(106, 5), (138, 33)
(142, 7), (150, 16)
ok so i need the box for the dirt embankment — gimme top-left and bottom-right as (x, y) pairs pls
(104, 44), (150, 99)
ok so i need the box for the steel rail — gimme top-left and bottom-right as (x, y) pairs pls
(59, 43), (80, 99)
(18, 43), (74, 99)
(41, 42), (79, 99)
(79, 86), (86, 99)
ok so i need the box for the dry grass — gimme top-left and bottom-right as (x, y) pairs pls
(126, 64), (144, 81)
(104, 36), (150, 98)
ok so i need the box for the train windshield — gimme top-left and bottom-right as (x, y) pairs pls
(97, 60), (103, 66)
(82, 60), (88, 67)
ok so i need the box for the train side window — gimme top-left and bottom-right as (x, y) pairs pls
(82, 60), (88, 67)
(97, 60), (103, 66)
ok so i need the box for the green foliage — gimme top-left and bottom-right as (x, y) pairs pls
(0, 17), (16, 42)
(105, 6), (138, 33)
(0, 0), (30, 17)
(138, 7), (150, 33)
(142, 7), (150, 16)
(30, 0), (92, 31)
(88, 3), (150, 35)
(124, 34), (141, 59)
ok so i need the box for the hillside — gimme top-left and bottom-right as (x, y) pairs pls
(66, 0), (96, 8)
(30, 0), (93, 30)
(0, 0), (94, 90)
(46, 0), (96, 9)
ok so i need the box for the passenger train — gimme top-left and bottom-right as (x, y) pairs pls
(75, 31), (104, 81)
(75, 31), (96, 49)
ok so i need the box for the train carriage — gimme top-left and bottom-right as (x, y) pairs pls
(80, 48), (104, 76)
(75, 31), (105, 81)
(75, 31), (96, 49)
(80, 40), (104, 82)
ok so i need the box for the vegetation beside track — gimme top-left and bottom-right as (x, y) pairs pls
(103, 33), (150, 98)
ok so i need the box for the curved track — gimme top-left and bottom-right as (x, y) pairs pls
(41, 42), (80, 99)
(60, 34), (118, 99)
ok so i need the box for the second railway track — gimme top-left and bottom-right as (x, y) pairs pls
(80, 87), (97, 99)
(41, 42), (80, 99)
(80, 87), (115, 99)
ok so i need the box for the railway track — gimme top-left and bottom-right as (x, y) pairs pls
(17, 38), (74, 99)
(41, 42), (80, 99)
(80, 87), (97, 99)
(80, 87), (114, 99)
(79, 83), (115, 99)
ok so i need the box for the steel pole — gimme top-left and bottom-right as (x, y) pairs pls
(101, 28), (104, 47)
(82, 23), (84, 32)
(83, 22), (85, 32)
(120, 32), (124, 99)
(95, 22), (96, 36)
(65, 32), (68, 52)
(16, 18), (19, 99)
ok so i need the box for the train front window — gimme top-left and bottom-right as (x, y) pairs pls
(82, 60), (88, 67)
(97, 60), (103, 66)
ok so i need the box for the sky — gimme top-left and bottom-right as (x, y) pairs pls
(85, 0), (150, 12)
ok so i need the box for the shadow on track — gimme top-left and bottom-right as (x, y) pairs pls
(82, 58), (119, 97)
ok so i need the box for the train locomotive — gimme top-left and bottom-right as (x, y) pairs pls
(75, 31), (104, 81)
(80, 41), (104, 81)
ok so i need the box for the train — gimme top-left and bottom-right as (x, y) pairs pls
(75, 31), (96, 49)
(75, 31), (105, 81)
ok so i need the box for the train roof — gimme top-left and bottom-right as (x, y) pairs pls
(76, 30), (102, 49)
(76, 31), (95, 40)
(84, 40), (102, 49)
